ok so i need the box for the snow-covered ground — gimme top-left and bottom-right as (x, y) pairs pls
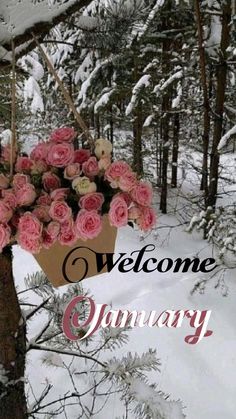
(13, 184), (236, 418)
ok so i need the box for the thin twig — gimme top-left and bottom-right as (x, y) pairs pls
(32, 33), (94, 150)
(10, 38), (17, 178)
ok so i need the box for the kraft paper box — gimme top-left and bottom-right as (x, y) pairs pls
(34, 216), (117, 287)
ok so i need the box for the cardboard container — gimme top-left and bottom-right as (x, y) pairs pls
(34, 216), (117, 287)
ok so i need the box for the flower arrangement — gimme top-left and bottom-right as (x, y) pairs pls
(0, 127), (156, 254)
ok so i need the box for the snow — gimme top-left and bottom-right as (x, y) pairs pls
(20, 53), (44, 81)
(134, 0), (165, 42)
(172, 81), (182, 108)
(0, 364), (8, 385)
(0, 0), (79, 45)
(77, 59), (110, 111)
(94, 88), (115, 114)
(74, 52), (93, 84)
(13, 177), (236, 418)
(24, 76), (44, 113)
(143, 114), (154, 127)
(129, 378), (184, 419)
(126, 74), (151, 116)
(0, 129), (12, 145)
(218, 125), (236, 150)
(154, 70), (183, 94)
(77, 15), (98, 30)
(205, 13), (222, 57)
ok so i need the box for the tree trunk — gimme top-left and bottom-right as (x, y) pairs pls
(133, 101), (143, 176)
(160, 5), (172, 214)
(171, 112), (180, 188)
(194, 0), (210, 196)
(160, 101), (170, 214)
(159, 140), (163, 188)
(207, 0), (231, 209)
(109, 104), (114, 145)
(96, 113), (100, 138)
(0, 247), (27, 419)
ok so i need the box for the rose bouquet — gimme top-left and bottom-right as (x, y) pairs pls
(0, 127), (156, 254)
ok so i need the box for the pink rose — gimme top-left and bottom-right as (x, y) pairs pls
(131, 181), (153, 207)
(33, 206), (51, 222)
(75, 210), (102, 240)
(82, 156), (99, 178)
(0, 174), (10, 189)
(30, 143), (49, 161)
(42, 230), (55, 249)
(59, 229), (77, 246)
(31, 160), (48, 175)
(128, 205), (142, 220)
(47, 143), (74, 168)
(42, 221), (60, 249)
(2, 190), (17, 209)
(64, 163), (81, 180)
(137, 207), (156, 232)
(49, 201), (72, 223)
(98, 155), (111, 171)
(18, 234), (41, 254)
(0, 201), (13, 223)
(108, 196), (128, 227)
(51, 188), (70, 201)
(16, 183), (36, 207)
(50, 127), (76, 143)
(115, 192), (132, 207)
(105, 161), (131, 188)
(37, 192), (52, 206)
(18, 212), (42, 238)
(73, 149), (91, 164)
(42, 172), (61, 192)
(79, 193), (104, 211)
(13, 174), (30, 190)
(47, 221), (61, 238)
(15, 157), (33, 173)
(0, 224), (11, 252)
(58, 218), (77, 246)
(59, 219), (77, 246)
(119, 171), (137, 192)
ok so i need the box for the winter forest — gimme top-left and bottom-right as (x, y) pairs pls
(0, 0), (236, 418)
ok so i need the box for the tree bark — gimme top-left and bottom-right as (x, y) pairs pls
(207, 0), (231, 209)
(0, 247), (27, 419)
(194, 0), (210, 197)
(133, 101), (143, 176)
(109, 104), (114, 145)
(160, 95), (170, 214)
(160, 5), (172, 214)
(171, 112), (180, 188)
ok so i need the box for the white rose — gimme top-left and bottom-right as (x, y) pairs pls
(72, 176), (97, 195)
(95, 138), (112, 159)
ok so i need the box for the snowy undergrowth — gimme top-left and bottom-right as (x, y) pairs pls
(12, 132), (236, 418)
(13, 159), (236, 418)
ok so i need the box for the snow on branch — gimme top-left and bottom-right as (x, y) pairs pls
(135, 0), (165, 42)
(130, 378), (185, 419)
(94, 87), (116, 114)
(126, 74), (151, 116)
(0, 0), (93, 62)
(77, 58), (110, 111)
(106, 350), (185, 419)
(24, 76), (44, 113)
(154, 69), (183, 95)
(218, 124), (236, 150)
